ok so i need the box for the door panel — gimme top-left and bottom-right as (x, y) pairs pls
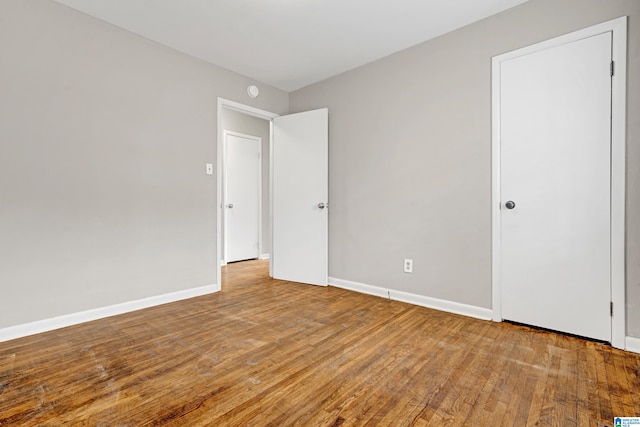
(272, 109), (328, 286)
(500, 33), (612, 341)
(225, 133), (260, 263)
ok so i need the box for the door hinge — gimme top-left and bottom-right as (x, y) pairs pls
(610, 60), (615, 77)
(610, 301), (614, 317)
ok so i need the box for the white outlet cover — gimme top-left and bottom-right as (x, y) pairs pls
(404, 259), (413, 273)
(206, 163), (213, 175)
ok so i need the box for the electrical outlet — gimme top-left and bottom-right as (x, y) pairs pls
(404, 258), (413, 273)
(206, 163), (213, 175)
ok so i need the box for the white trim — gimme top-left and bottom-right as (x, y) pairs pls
(269, 120), (274, 279)
(259, 253), (271, 260)
(217, 98), (279, 289)
(219, 99), (279, 120)
(222, 130), (263, 263)
(330, 277), (390, 298)
(491, 17), (627, 348)
(491, 48), (502, 323)
(609, 17), (627, 350)
(0, 284), (217, 343)
(329, 277), (492, 321)
(625, 336), (640, 354)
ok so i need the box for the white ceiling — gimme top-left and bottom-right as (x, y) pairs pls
(52, 0), (529, 92)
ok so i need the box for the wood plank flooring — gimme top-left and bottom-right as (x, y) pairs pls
(0, 260), (638, 425)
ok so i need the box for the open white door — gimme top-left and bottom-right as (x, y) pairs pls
(272, 108), (328, 286)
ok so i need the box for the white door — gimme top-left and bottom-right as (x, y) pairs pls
(272, 108), (328, 286)
(499, 33), (612, 341)
(224, 132), (260, 263)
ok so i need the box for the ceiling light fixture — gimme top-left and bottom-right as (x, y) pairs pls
(247, 85), (259, 98)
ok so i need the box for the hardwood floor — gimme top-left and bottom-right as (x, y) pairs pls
(0, 260), (638, 426)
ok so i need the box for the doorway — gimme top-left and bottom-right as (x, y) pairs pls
(491, 17), (627, 348)
(216, 99), (329, 290)
(217, 100), (277, 287)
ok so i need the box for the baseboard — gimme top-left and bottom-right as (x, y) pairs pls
(0, 284), (218, 343)
(329, 277), (492, 321)
(626, 336), (640, 354)
(330, 277), (389, 299)
(259, 253), (271, 260)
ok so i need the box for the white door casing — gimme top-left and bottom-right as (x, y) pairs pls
(491, 18), (627, 348)
(216, 99), (279, 289)
(224, 131), (261, 263)
(272, 108), (329, 286)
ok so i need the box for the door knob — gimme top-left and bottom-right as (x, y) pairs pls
(226, 204), (234, 209)
(317, 202), (325, 209)
(505, 201), (516, 210)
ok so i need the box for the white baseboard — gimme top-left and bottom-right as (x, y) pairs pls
(626, 336), (640, 354)
(259, 253), (271, 260)
(329, 277), (492, 321)
(330, 277), (390, 299)
(0, 284), (219, 343)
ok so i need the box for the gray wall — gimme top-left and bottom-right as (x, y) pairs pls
(220, 109), (272, 259)
(290, 0), (640, 337)
(0, 0), (288, 329)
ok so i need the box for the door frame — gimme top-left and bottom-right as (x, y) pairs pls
(217, 98), (279, 288)
(222, 130), (263, 264)
(491, 17), (627, 349)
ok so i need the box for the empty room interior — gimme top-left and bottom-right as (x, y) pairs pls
(1, 0), (639, 425)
